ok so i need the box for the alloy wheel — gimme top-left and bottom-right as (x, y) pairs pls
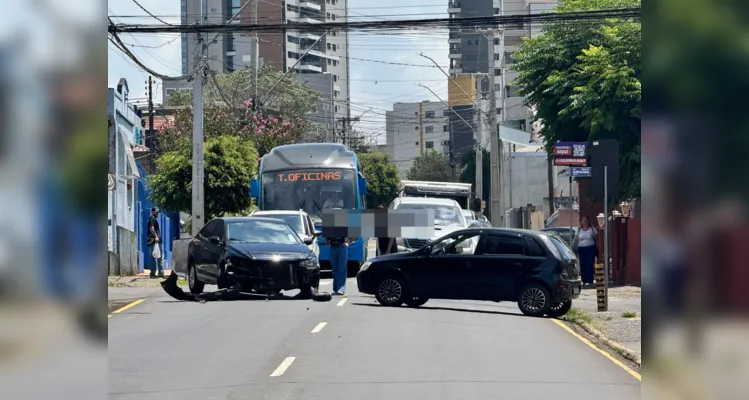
(378, 278), (403, 304)
(189, 265), (196, 288)
(521, 288), (547, 312)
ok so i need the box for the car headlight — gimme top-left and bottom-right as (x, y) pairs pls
(360, 261), (372, 271)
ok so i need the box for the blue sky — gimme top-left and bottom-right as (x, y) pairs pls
(107, 0), (450, 143)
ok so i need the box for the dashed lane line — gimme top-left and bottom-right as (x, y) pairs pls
(270, 357), (296, 377)
(311, 322), (328, 333)
(337, 298), (348, 306)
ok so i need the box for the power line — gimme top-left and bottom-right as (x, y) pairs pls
(109, 8), (642, 34)
(128, 0), (175, 26)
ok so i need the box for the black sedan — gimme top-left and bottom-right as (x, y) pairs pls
(187, 217), (320, 297)
(357, 228), (582, 317)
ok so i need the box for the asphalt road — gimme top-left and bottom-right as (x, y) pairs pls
(109, 278), (641, 400)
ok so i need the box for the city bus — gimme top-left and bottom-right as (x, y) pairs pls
(250, 143), (368, 275)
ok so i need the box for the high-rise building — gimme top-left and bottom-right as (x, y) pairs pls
(164, 0), (350, 128)
(385, 101), (452, 179)
(447, 0), (558, 134)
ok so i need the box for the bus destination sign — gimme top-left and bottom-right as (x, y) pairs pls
(276, 171), (342, 182)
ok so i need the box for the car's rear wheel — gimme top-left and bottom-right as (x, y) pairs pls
(188, 261), (204, 295)
(375, 275), (408, 307)
(546, 299), (573, 318)
(517, 283), (551, 317)
(405, 297), (429, 308)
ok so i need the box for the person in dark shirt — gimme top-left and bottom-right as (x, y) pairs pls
(376, 205), (397, 256)
(147, 207), (164, 278)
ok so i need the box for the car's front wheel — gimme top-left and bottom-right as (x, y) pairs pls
(546, 299), (573, 318)
(517, 283), (551, 317)
(374, 275), (408, 307)
(405, 297), (429, 308)
(188, 260), (204, 295)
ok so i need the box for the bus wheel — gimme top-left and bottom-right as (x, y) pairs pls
(347, 261), (361, 278)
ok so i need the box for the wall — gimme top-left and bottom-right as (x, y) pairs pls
(296, 73), (335, 133)
(502, 151), (549, 210)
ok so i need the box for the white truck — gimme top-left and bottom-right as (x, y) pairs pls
(398, 180), (473, 210)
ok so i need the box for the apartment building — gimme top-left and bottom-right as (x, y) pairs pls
(163, 0), (350, 127)
(446, 0), (558, 133)
(385, 101), (451, 179)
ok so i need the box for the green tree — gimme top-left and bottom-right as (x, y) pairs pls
(359, 152), (401, 208)
(159, 66), (320, 156)
(513, 0), (641, 201)
(148, 136), (258, 220)
(407, 151), (453, 182)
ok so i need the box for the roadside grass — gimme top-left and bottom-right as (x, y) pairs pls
(560, 306), (641, 366)
(621, 311), (638, 318)
(560, 306), (598, 327)
(108, 277), (188, 288)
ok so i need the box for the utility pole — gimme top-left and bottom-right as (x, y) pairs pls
(192, 0), (207, 236)
(487, 35), (502, 227)
(252, 0), (259, 99)
(147, 75), (155, 174)
(418, 102), (424, 157)
(337, 116), (360, 146)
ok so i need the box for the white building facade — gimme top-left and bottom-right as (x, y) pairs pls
(385, 101), (451, 179)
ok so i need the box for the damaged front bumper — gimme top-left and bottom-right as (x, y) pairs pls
(226, 256), (320, 292)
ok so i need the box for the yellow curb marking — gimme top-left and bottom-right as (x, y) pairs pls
(552, 319), (641, 381)
(108, 299), (146, 318)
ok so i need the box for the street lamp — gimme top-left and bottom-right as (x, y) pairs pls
(620, 201), (631, 217)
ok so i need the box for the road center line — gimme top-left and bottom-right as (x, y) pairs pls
(551, 319), (641, 381)
(311, 322), (327, 333)
(270, 357), (296, 377)
(108, 298), (145, 318)
(337, 298), (348, 306)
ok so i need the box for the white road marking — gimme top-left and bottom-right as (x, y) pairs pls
(337, 298), (348, 306)
(270, 357), (296, 377)
(311, 322), (327, 333)
(320, 280), (332, 285)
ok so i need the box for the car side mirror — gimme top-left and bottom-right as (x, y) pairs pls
(314, 230), (322, 237)
(303, 237), (314, 246)
(209, 236), (222, 245)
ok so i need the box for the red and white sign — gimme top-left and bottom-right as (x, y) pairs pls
(553, 146), (573, 156)
(553, 157), (588, 166)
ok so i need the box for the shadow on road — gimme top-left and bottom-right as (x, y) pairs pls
(351, 302), (524, 318)
(159, 273), (331, 303)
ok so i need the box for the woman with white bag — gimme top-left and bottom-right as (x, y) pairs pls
(147, 207), (164, 278)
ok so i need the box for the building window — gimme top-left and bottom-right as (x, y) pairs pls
(495, 83), (502, 91)
(442, 109), (449, 117)
(493, 37), (499, 45)
(333, 60), (338, 66)
(443, 125), (448, 132)
(425, 126), (434, 133)
(497, 107), (503, 115)
(494, 68), (502, 76)
(507, 119), (526, 131)
(465, 55), (477, 61)
(332, 44), (337, 51)
(425, 111), (435, 118)
(166, 88), (176, 95)
(506, 85), (520, 97)
(494, 8), (500, 14)
(415, 142), (419, 145)
(327, 12), (331, 19)
(426, 141), (434, 149)
(334, 75), (338, 82)
(414, 126), (419, 130)
(327, 59), (331, 65)
(327, 43), (331, 50)
(332, 14), (336, 21)
(335, 106), (339, 112)
(334, 90), (340, 97)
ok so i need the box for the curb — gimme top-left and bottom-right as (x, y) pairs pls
(561, 316), (642, 367)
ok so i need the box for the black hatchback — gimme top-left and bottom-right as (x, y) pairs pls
(357, 228), (582, 317)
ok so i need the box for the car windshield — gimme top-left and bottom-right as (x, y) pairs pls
(255, 213), (304, 236)
(397, 203), (465, 227)
(462, 210), (475, 223)
(261, 168), (357, 224)
(226, 220), (302, 245)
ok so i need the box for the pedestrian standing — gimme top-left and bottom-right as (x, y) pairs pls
(572, 216), (598, 286)
(147, 207), (164, 278)
(376, 205), (397, 257)
(327, 235), (352, 295)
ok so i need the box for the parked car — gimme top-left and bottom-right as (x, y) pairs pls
(357, 227), (582, 317)
(540, 227), (578, 246)
(187, 217), (320, 297)
(389, 197), (469, 251)
(462, 209), (476, 225)
(249, 209), (320, 258)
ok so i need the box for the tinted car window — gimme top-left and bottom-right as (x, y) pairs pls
(258, 214), (305, 236)
(227, 220), (302, 244)
(199, 220), (220, 239)
(482, 235), (527, 255)
(549, 234), (577, 261)
(527, 237), (547, 257)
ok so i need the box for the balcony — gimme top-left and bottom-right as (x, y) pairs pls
(296, 63), (323, 72)
(448, 48), (462, 59)
(448, 32), (461, 44)
(294, 17), (323, 24)
(448, 2), (461, 13)
(299, 1), (322, 11)
(308, 49), (340, 61)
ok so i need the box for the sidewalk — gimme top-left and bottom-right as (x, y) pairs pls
(567, 286), (642, 363)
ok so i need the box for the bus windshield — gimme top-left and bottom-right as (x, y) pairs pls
(261, 168), (357, 223)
